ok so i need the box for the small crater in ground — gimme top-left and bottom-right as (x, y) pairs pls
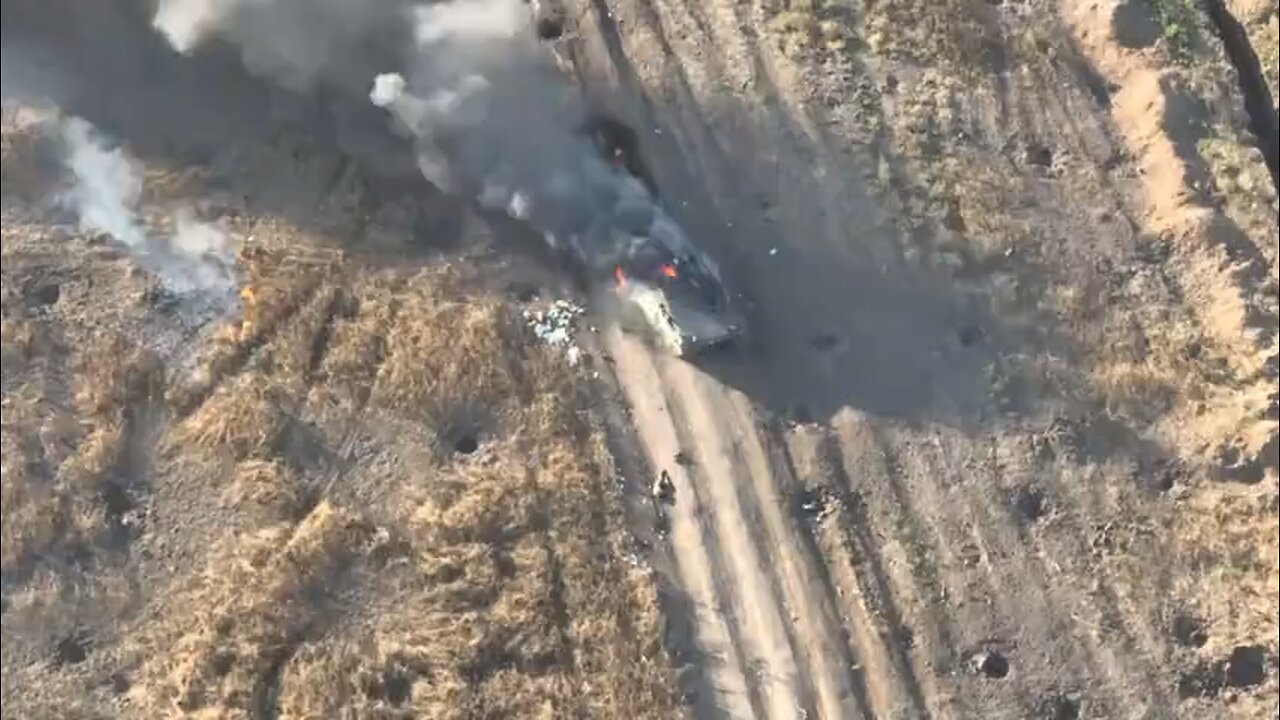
(101, 480), (134, 517)
(1224, 645), (1267, 688)
(957, 324), (984, 347)
(1012, 485), (1047, 523)
(210, 650), (235, 677)
(1178, 661), (1224, 699)
(54, 632), (90, 666)
(1171, 613), (1208, 648)
(974, 650), (1010, 679)
(1025, 143), (1053, 167)
(1112, 0), (1158, 49)
(453, 432), (479, 455)
(536, 17), (564, 40)
(1035, 694), (1081, 720)
(793, 487), (829, 521)
(108, 671), (132, 695)
(28, 282), (60, 307)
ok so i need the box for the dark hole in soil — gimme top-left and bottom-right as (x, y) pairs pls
(535, 16), (564, 40)
(809, 333), (838, 352)
(210, 650), (235, 677)
(975, 650), (1010, 679)
(1012, 486), (1046, 523)
(385, 669), (412, 706)
(215, 617), (235, 637)
(1111, 0), (1158, 49)
(29, 283), (61, 307)
(1171, 613), (1208, 648)
(957, 324), (984, 347)
(453, 433), (479, 455)
(101, 480), (134, 517)
(54, 632), (90, 666)
(109, 671), (132, 694)
(1025, 143), (1053, 167)
(1225, 645), (1267, 688)
(1036, 694), (1081, 720)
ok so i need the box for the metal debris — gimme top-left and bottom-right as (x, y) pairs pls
(523, 298), (587, 366)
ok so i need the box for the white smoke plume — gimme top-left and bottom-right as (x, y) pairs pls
(60, 116), (147, 250)
(146, 0), (655, 258)
(58, 115), (237, 295)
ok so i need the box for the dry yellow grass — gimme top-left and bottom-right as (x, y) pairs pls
(127, 501), (373, 717)
(172, 371), (291, 461)
(2, 183), (680, 717)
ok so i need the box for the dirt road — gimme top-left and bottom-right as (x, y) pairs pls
(566, 0), (1280, 717)
(2, 1), (1276, 719)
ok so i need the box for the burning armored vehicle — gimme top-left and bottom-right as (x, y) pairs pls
(370, 71), (743, 357)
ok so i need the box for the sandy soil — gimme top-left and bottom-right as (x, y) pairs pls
(3, 1), (1279, 719)
(562, 0), (1279, 717)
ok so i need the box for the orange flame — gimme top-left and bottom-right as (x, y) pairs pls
(660, 263), (678, 279)
(614, 264), (626, 287)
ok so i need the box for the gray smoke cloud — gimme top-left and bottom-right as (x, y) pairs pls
(59, 115), (237, 295)
(148, 0), (664, 269)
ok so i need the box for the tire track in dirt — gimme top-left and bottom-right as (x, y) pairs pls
(654, 358), (815, 720)
(655, 357), (826, 720)
(717, 393), (870, 719)
(786, 424), (935, 719)
(605, 327), (758, 718)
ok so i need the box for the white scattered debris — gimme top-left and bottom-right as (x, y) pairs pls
(769, 247), (779, 256)
(523, 298), (587, 366)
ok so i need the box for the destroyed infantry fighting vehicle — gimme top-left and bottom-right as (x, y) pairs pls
(370, 72), (744, 357)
